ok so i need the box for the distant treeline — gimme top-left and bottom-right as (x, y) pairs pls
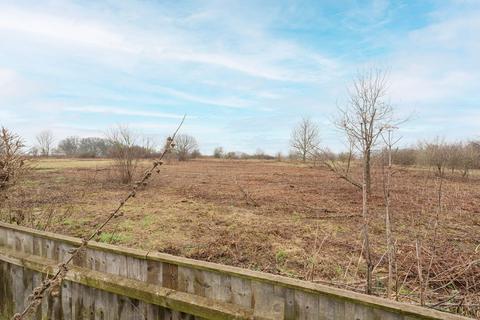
(33, 136), (154, 158)
(32, 134), (480, 176)
(31, 133), (201, 161)
(322, 139), (480, 176)
(212, 147), (278, 160)
(390, 140), (480, 175)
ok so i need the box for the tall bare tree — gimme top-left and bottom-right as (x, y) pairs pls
(36, 130), (54, 156)
(337, 68), (394, 194)
(174, 134), (198, 161)
(337, 68), (395, 294)
(290, 117), (320, 162)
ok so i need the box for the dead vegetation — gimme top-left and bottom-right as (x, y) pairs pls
(2, 157), (479, 317)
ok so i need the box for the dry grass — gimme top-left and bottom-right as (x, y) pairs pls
(2, 158), (479, 316)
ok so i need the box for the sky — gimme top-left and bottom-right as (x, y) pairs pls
(0, 0), (479, 154)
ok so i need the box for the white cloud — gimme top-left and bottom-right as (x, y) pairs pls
(153, 86), (249, 109)
(0, 3), (340, 83)
(0, 6), (134, 53)
(389, 7), (480, 105)
(65, 106), (185, 119)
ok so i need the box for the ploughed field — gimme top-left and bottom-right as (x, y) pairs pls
(3, 158), (479, 315)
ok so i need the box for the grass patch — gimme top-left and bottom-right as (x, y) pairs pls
(97, 232), (131, 244)
(141, 215), (155, 227)
(275, 250), (288, 264)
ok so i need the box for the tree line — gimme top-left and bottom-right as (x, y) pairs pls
(289, 117), (480, 177)
(31, 128), (201, 161)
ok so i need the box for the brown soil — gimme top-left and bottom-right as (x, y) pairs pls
(2, 158), (479, 316)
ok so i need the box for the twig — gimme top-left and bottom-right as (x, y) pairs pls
(234, 176), (258, 207)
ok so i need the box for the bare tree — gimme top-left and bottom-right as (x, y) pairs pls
(337, 68), (395, 294)
(36, 130), (54, 157)
(213, 147), (224, 159)
(381, 126), (400, 298)
(106, 126), (140, 184)
(290, 117), (320, 162)
(461, 142), (480, 177)
(174, 134), (198, 161)
(0, 127), (29, 224)
(337, 68), (394, 194)
(417, 138), (448, 176)
(57, 136), (80, 157)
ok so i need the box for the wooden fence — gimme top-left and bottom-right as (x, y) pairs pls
(0, 222), (473, 320)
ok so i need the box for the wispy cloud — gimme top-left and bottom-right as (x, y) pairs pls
(0, 6), (134, 52)
(65, 106), (185, 119)
(0, 2), (340, 83)
(1, 1), (479, 153)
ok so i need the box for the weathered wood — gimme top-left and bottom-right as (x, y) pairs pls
(162, 262), (178, 290)
(0, 222), (475, 320)
(252, 282), (285, 320)
(0, 246), (258, 320)
(274, 285), (296, 320)
(231, 277), (252, 308)
(201, 271), (232, 304)
(126, 256), (148, 282)
(294, 291), (318, 320)
(105, 251), (127, 276)
(147, 260), (163, 286)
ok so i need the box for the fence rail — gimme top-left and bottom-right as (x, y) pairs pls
(0, 222), (473, 320)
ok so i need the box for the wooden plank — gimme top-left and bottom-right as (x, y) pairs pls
(274, 285), (295, 320)
(32, 272), (43, 320)
(252, 281), (284, 320)
(231, 276), (252, 308)
(1, 262), (14, 317)
(294, 291), (319, 320)
(71, 282), (82, 320)
(38, 237), (48, 258)
(58, 243), (75, 264)
(82, 284), (95, 320)
(0, 227), (6, 246)
(61, 280), (73, 319)
(12, 264), (24, 313)
(105, 251), (127, 276)
(51, 291), (63, 320)
(45, 238), (60, 261)
(344, 300), (369, 320)
(178, 266), (196, 294)
(21, 268), (34, 313)
(119, 296), (135, 320)
(318, 292), (346, 320)
(201, 270), (232, 303)
(32, 236), (42, 257)
(6, 229), (15, 249)
(94, 289), (107, 320)
(126, 256), (148, 282)
(17, 232), (34, 254)
(162, 262), (178, 290)
(147, 260), (163, 286)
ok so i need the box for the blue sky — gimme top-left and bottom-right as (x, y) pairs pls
(1, 0), (479, 154)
